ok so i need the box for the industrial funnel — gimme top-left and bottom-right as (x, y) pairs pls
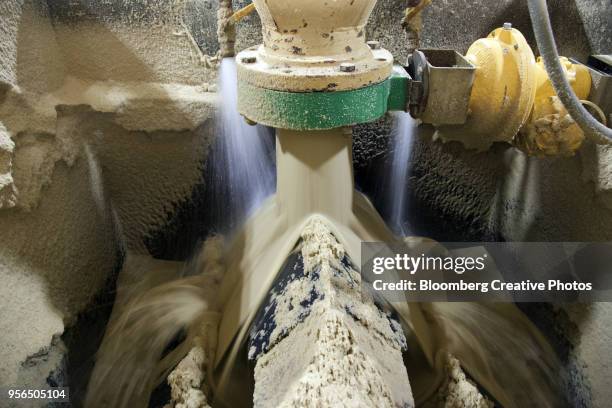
(253, 0), (377, 61)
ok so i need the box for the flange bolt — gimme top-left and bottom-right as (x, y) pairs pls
(503, 22), (512, 30)
(241, 56), (257, 64)
(367, 40), (381, 50)
(339, 62), (356, 73)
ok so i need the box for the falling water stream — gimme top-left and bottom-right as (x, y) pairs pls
(207, 58), (276, 232)
(388, 111), (417, 236)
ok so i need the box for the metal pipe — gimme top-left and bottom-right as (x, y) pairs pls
(528, 0), (612, 144)
(276, 128), (354, 225)
(230, 3), (256, 23)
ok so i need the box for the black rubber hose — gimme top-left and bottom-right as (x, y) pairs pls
(528, 0), (612, 144)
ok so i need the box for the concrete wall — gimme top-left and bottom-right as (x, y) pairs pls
(0, 0), (217, 393)
(47, 0), (218, 86)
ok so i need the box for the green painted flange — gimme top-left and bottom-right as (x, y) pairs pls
(238, 66), (408, 130)
(387, 65), (409, 112)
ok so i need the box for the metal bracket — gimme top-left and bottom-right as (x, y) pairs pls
(572, 55), (612, 123)
(406, 49), (476, 125)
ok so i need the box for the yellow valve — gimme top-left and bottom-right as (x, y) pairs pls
(434, 24), (537, 151)
(515, 57), (592, 156)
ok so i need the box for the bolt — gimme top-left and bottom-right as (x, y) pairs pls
(241, 56), (257, 64)
(366, 40), (381, 50)
(503, 22), (512, 30)
(339, 62), (356, 73)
